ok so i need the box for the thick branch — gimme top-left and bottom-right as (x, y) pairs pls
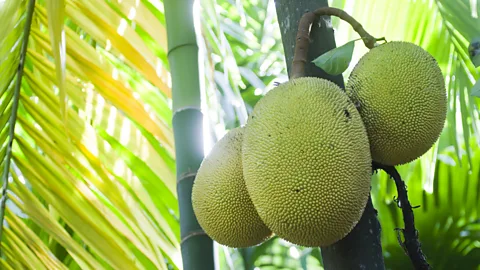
(292, 7), (377, 78)
(291, 12), (316, 79)
(373, 162), (431, 270)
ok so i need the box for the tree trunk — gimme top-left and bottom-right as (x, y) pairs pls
(274, 1), (385, 269)
(275, 0), (344, 88)
(164, 1), (215, 269)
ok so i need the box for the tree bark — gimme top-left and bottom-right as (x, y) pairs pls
(321, 197), (385, 270)
(275, 0), (344, 88)
(274, 1), (385, 269)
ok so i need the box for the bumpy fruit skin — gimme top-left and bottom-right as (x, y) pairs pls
(242, 77), (372, 247)
(192, 127), (272, 248)
(346, 41), (447, 166)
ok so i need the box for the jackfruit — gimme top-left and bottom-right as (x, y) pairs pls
(346, 41), (447, 165)
(192, 127), (272, 248)
(242, 77), (372, 247)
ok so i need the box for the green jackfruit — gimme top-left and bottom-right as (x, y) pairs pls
(346, 41), (447, 165)
(192, 127), (271, 248)
(242, 77), (372, 247)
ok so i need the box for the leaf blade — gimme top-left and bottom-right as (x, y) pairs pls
(45, 0), (67, 124)
(312, 40), (355, 76)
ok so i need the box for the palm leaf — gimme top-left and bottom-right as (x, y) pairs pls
(0, 0), (180, 269)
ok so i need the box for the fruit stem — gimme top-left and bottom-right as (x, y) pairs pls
(291, 7), (378, 79)
(373, 162), (432, 270)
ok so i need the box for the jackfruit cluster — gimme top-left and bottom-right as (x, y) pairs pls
(192, 77), (371, 248)
(191, 41), (446, 249)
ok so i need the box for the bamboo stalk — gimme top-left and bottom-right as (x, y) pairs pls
(164, 1), (215, 269)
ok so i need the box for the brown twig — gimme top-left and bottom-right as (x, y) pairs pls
(291, 7), (378, 79)
(291, 12), (316, 79)
(373, 162), (432, 270)
(313, 8), (377, 48)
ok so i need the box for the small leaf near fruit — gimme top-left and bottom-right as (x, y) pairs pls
(312, 40), (355, 75)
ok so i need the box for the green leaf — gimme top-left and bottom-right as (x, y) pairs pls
(472, 79), (480, 97)
(97, 129), (179, 216)
(45, 0), (67, 123)
(312, 40), (355, 76)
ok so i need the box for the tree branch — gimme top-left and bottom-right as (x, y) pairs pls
(292, 7), (378, 79)
(373, 162), (432, 270)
